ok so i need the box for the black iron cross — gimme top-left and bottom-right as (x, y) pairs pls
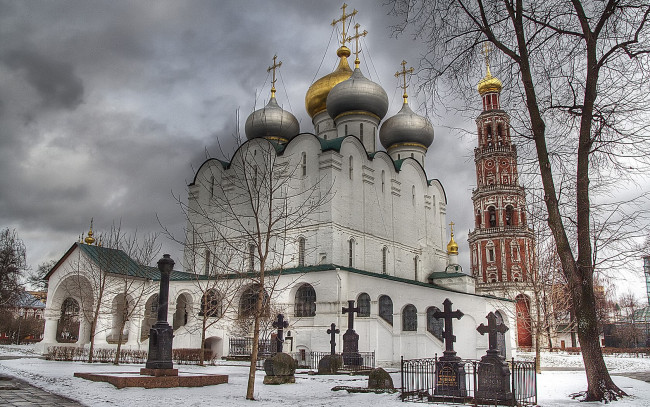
(342, 300), (360, 331)
(327, 323), (340, 355)
(433, 298), (464, 356)
(272, 313), (289, 353)
(477, 312), (508, 352)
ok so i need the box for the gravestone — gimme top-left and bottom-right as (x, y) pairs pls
(341, 300), (362, 366)
(475, 312), (513, 405)
(318, 323), (342, 374)
(367, 367), (394, 390)
(432, 298), (467, 399)
(263, 352), (297, 384)
(272, 314), (289, 353)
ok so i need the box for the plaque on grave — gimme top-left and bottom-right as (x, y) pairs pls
(475, 312), (514, 405)
(432, 299), (467, 399)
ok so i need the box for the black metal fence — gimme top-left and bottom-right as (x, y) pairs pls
(228, 337), (273, 356)
(401, 355), (536, 406)
(294, 351), (375, 372)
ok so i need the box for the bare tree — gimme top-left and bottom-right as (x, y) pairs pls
(28, 260), (56, 292)
(0, 228), (27, 307)
(174, 138), (331, 400)
(390, 0), (650, 400)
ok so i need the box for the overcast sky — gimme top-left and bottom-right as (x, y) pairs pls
(2, 1), (645, 299)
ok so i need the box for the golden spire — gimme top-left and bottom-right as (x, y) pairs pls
(331, 3), (357, 47)
(347, 23), (367, 68)
(446, 221), (459, 255)
(267, 55), (282, 99)
(477, 42), (502, 95)
(395, 60), (414, 104)
(84, 218), (96, 245)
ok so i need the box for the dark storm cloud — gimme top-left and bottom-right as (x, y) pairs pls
(2, 49), (84, 109)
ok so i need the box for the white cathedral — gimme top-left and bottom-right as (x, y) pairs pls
(38, 8), (517, 365)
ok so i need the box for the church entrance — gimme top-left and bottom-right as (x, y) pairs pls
(515, 294), (532, 348)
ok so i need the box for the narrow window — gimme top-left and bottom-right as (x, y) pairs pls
(248, 244), (255, 272)
(412, 185), (416, 205)
(210, 175), (215, 198)
(298, 237), (306, 267)
(360, 123), (364, 137)
(381, 171), (385, 192)
(382, 246), (388, 274)
(204, 249), (211, 274)
(348, 238), (354, 267)
(411, 153), (414, 158)
(414, 256), (419, 280)
(349, 156), (353, 180)
(345, 124), (348, 135)
(505, 205), (514, 226)
(488, 246), (495, 262)
(253, 167), (258, 189)
(357, 293), (370, 317)
(301, 152), (307, 177)
(398, 154), (401, 160)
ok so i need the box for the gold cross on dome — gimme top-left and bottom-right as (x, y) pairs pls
(332, 3), (357, 47)
(449, 221), (455, 235)
(347, 23), (367, 68)
(267, 55), (282, 98)
(482, 42), (492, 75)
(395, 60), (414, 103)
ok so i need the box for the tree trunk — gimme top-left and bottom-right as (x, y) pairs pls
(245, 286), (264, 400)
(87, 305), (100, 363)
(200, 316), (206, 366)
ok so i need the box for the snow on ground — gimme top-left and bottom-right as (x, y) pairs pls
(517, 350), (650, 373)
(1, 345), (649, 406)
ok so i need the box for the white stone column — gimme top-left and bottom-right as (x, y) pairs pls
(43, 314), (59, 343)
(126, 312), (140, 346)
(76, 318), (90, 345)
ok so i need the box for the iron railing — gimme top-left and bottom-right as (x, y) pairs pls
(401, 355), (536, 406)
(228, 337), (273, 357)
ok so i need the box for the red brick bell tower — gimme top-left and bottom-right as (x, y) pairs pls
(467, 58), (536, 348)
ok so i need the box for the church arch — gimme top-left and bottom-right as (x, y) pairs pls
(294, 283), (316, 317)
(357, 293), (370, 317)
(426, 306), (444, 341)
(378, 295), (393, 326)
(402, 304), (417, 332)
(57, 297), (80, 343)
(108, 293), (130, 343)
(141, 294), (158, 340)
(198, 290), (220, 319)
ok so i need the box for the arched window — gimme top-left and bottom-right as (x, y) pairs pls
(248, 244), (255, 272)
(426, 307), (444, 340)
(239, 284), (269, 318)
(295, 284), (316, 317)
(487, 242), (496, 263)
(360, 123), (364, 137)
(357, 293), (370, 317)
(349, 156), (354, 179)
(348, 238), (355, 267)
(382, 246), (388, 274)
(379, 295), (393, 325)
(488, 206), (497, 227)
(511, 241), (520, 262)
(301, 152), (307, 177)
(204, 249), (211, 274)
(476, 210), (482, 228)
(505, 205), (514, 226)
(298, 237), (306, 267)
(58, 298), (80, 343)
(345, 124), (348, 135)
(402, 304), (417, 331)
(200, 290), (222, 318)
(381, 170), (385, 192)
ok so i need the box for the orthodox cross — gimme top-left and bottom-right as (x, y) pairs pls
(267, 55), (282, 98)
(395, 60), (414, 104)
(272, 313), (289, 353)
(433, 298), (464, 356)
(327, 323), (340, 355)
(346, 23), (367, 68)
(342, 300), (360, 331)
(449, 221), (455, 235)
(331, 3), (357, 47)
(477, 312), (508, 352)
(482, 42), (492, 75)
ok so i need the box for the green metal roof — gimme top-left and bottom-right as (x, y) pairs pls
(319, 136), (346, 152)
(428, 271), (468, 279)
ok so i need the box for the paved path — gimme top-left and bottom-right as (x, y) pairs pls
(0, 374), (84, 407)
(614, 371), (650, 383)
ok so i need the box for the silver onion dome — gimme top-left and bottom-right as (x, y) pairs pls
(326, 68), (389, 121)
(380, 102), (434, 149)
(245, 96), (300, 142)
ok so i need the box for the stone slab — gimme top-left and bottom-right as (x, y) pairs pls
(139, 368), (179, 377)
(74, 372), (228, 389)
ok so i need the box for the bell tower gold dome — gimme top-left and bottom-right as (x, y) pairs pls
(305, 46), (353, 118)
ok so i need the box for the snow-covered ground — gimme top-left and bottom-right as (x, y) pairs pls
(1, 345), (650, 406)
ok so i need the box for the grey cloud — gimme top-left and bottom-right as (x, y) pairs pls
(3, 49), (84, 110)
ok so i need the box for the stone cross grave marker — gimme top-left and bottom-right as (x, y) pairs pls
(342, 300), (361, 365)
(272, 314), (289, 353)
(477, 311), (509, 357)
(327, 323), (340, 355)
(433, 298), (464, 359)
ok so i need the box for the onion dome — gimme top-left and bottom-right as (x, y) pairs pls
(245, 96), (299, 143)
(447, 232), (459, 255)
(305, 46), (354, 118)
(84, 219), (95, 245)
(477, 65), (502, 95)
(379, 102), (434, 150)
(326, 68), (389, 121)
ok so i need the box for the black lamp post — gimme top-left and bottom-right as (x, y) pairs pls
(144, 254), (175, 371)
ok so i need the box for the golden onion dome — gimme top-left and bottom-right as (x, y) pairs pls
(477, 66), (502, 95)
(447, 233), (459, 255)
(84, 222), (95, 245)
(305, 46), (353, 118)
